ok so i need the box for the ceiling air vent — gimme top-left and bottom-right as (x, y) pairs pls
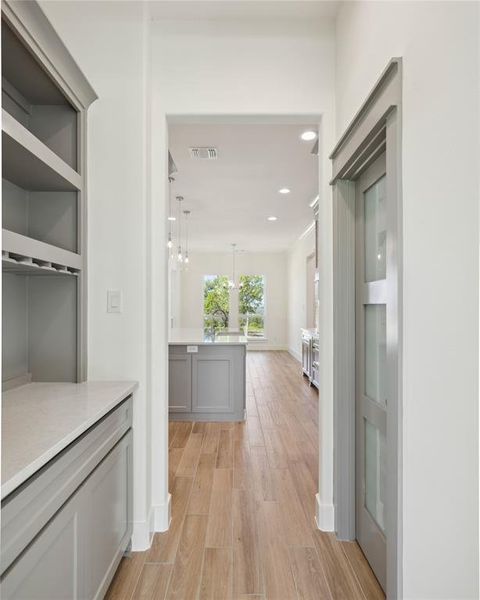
(189, 147), (218, 160)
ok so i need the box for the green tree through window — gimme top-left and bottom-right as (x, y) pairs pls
(239, 275), (265, 337)
(203, 275), (229, 331)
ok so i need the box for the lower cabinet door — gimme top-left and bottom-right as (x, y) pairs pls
(192, 352), (234, 413)
(88, 431), (133, 600)
(169, 354), (192, 412)
(1, 488), (88, 600)
(1, 431), (132, 600)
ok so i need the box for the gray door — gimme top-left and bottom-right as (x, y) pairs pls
(355, 153), (387, 590)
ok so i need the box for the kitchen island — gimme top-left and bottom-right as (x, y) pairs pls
(169, 329), (247, 421)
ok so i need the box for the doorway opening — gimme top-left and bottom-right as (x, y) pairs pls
(153, 115), (384, 598)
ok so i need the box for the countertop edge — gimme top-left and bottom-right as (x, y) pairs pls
(168, 341), (248, 346)
(1, 381), (138, 499)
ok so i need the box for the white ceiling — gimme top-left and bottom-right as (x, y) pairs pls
(149, 1), (340, 21)
(168, 122), (319, 253)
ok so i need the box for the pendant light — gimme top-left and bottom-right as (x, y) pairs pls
(183, 210), (191, 264)
(176, 196), (184, 262)
(167, 176), (175, 250)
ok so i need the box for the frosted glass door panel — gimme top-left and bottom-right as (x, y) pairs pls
(364, 176), (386, 282)
(365, 419), (386, 533)
(365, 304), (386, 406)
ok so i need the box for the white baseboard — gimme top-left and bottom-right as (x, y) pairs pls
(131, 494), (171, 551)
(288, 347), (302, 363)
(131, 505), (155, 551)
(315, 493), (335, 531)
(153, 493), (172, 532)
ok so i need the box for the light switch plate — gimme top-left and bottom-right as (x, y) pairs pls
(107, 290), (122, 313)
(187, 345), (198, 353)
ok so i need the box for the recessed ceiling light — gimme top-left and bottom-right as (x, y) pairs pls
(278, 188), (290, 194)
(168, 216), (176, 221)
(301, 130), (317, 141)
(267, 216), (278, 221)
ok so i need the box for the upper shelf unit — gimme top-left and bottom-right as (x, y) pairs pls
(1, 11), (97, 174)
(2, 109), (82, 191)
(2, 0), (97, 386)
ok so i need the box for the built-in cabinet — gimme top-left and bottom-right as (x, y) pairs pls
(302, 331), (312, 377)
(2, 0), (97, 388)
(169, 344), (246, 421)
(302, 329), (319, 389)
(1, 395), (133, 600)
(0, 5), (132, 599)
(301, 196), (320, 388)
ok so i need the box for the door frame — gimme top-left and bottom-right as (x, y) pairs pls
(331, 58), (402, 599)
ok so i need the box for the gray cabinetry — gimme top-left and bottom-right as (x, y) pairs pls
(301, 330), (319, 389)
(311, 338), (319, 389)
(169, 344), (246, 421)
(1, 488), (88, 600)
(302, 333), (312, 378)
(1, 397), (133, 600)
(192, 351), (235, 414)
(2, 1), (97, 388)
(168, 351), (192, 412)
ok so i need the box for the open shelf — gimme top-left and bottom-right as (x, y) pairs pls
(2, 110), (82, 191)
(3, 229), (82, 272)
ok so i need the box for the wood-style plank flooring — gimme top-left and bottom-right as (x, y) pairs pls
(106, 351), (384, 600)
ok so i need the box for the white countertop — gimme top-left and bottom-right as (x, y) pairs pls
(169, 328), (248, 345)
(1, 380), (138, 499)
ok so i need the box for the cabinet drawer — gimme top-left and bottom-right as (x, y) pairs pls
(1, 396), (132, 575)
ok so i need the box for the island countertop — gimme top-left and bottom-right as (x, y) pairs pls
(169, 328), (248, 345)
(1, 380), (138, 499)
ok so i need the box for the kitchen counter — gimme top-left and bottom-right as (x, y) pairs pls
(169, 328), (248, 345)
(169, 337), (246, 421)
(1, 380), (137, 498)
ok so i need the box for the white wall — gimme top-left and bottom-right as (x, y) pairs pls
(336, 2), (479, 597)
(287, 227), (316, 360)
(39, 1), (156, 549)
(176, 252), (288, 349)
(151, 15), (336, 531)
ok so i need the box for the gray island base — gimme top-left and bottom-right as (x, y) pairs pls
(169, 329), (247, 421)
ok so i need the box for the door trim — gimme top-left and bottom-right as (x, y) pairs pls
(331, 58), (402, 599)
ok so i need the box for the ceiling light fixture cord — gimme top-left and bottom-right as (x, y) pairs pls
(176, 196), (183, 262)
(183, 210), (190, 264)
(167, 176), (174, 250)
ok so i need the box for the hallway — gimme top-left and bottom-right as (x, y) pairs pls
(106, 351), (383, 600)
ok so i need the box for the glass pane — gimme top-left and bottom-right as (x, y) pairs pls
(365, 419), (386, 533)
(203, 275), (230, 332)
(364, 175), (386, 282)
(239, 275), (265, 338)
(365, 305), (387, 405)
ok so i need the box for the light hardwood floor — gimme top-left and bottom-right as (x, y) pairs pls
(106, 351), (384, 600)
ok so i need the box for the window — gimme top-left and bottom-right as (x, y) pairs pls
(239, 275), (265, 338)
(203, 275), (229, 331)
